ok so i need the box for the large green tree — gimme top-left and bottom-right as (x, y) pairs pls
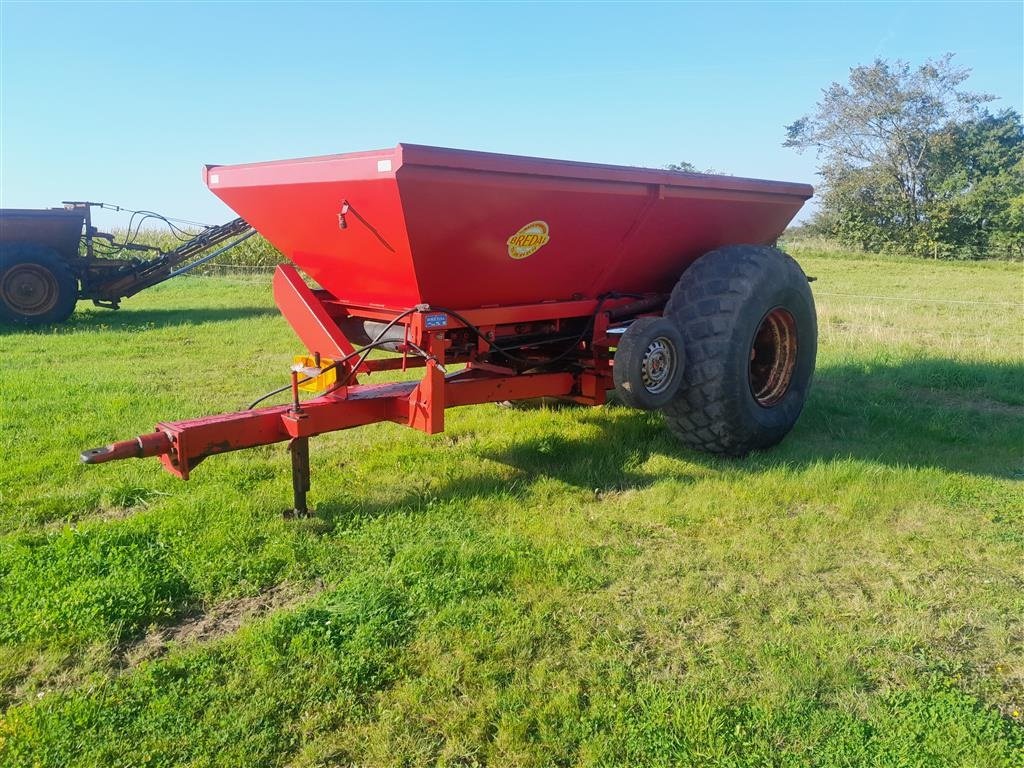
(925, 110), (1024, 257)
(785, 55), (1023, 258)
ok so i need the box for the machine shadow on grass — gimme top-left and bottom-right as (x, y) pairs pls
(0, 305), (278, 335)
(68, 305), (280, 330)
(313, 357), (1023, 530)
(310, 409), (691, 530)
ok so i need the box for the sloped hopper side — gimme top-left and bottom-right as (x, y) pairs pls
(205, 144), (812, 311)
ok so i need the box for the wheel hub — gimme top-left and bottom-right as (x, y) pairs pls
(1, 264), (59, 315)
(641, 337), (676, 394)
(749, 307), (798, 407)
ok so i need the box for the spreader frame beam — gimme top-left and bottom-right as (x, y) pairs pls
(82, 265), (666, 513)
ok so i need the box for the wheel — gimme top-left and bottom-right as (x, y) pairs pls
(0, 245), (79, 325)
(661, 244), (816, 456)
(612, 316), (686, 410)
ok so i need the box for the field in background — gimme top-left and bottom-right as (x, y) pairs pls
(107, 228), (1024, 273)
(0, 249), (1021, 766)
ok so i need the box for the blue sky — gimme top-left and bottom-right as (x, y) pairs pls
(1, 1), (1021, 228)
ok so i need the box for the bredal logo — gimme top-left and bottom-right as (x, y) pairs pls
(506, 221), (550, 260)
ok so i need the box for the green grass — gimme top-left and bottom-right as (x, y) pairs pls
(0, 252), (1022, 766)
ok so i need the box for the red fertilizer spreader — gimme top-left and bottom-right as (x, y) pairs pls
(83, 145), (817, 515)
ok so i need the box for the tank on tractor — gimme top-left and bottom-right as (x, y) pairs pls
(83, 145), (817, 516)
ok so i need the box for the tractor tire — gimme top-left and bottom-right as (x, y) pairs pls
(0, 245), (79, 325)
(661, 244), (816, 456)
(612, 316), (686, 410)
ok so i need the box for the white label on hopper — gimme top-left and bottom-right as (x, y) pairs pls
(377, 159), (392, 173)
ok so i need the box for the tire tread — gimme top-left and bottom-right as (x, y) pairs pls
(662, 244), (814, 456)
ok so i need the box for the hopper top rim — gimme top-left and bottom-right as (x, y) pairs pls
(204, 144), (813, 200)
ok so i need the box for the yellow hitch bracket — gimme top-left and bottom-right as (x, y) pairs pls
(292, 356), (338, 393)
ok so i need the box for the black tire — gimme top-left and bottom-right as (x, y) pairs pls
(661, 244), (816, 456)
(0, 245), (79, 325)
(613, 316), (686, 411)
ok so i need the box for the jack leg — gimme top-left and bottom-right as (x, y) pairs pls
(287, 437), (311, 517)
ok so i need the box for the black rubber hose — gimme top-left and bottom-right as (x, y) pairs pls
(245, 308), (418, 409)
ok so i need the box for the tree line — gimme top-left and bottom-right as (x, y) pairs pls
(784, 54), (1022, 259)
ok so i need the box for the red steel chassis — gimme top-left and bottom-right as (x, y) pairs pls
(83, 264), (663, 514)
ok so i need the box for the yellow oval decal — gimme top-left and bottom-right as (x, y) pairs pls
(507, 220), (550, 260)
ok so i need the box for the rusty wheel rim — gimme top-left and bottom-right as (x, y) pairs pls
(640, 336), (677, 394)
(749, 307), (797, 407)
(1, 264), (60, 316)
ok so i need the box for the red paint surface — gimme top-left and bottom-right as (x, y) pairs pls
(205, 144), (812, 310)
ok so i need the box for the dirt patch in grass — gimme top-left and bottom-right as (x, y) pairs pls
(907, 388), (1024, 417)
(3, 581), (323, 709)
(3, 647), (102, 711)
(119, 580), (322, 668)
(35, 505), (138, 534)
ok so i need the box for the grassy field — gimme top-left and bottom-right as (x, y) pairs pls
(0, 249), (1021, 766)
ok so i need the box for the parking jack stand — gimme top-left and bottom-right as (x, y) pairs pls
(287, 437), (311, 518)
